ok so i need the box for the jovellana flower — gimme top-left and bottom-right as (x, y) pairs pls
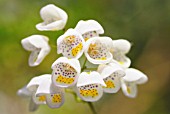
(111, 39), (131, 68)
(21, 35), (51, 67)
(57, 29), (85, 59)
(36, 4), (68, 31)
(51, 57), (81, 88)
(121, 68), (148, 98)
(84, 36), (113, 64)
(18, 74), (65, 110)
(75, 20), (104, 41)
(76, 71), (106, 102)
(98, 63), (125, 93)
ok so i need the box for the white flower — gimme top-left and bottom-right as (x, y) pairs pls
(98, 63), (125, 93)
(84, 36), (113, 64)
(36, 4), (68, 31)
(51, 57), (81, 88)
(76, 71), (106, 102)
(21, 35), (51, 67)
(17, 74), (65, 110)
(75, 20), (104, 41)
(111, 39), (131, 68)
(57, 29), (85, 59)
(121, 68), (148, 98)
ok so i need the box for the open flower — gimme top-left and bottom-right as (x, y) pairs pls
(98, 63), (125, 93)
(75, 20), (104, 41)
(84, 36), (113, 64)
(121, 68), (148, 98)
(76, 71), (106, 102)
(21, 35), (51, 67)
(36, 4), (68, 31)
(111, 39), (131, 68)
(51, 57), (81, 88)
(57, 29), (85, 59)
(17, 74), (65, 111)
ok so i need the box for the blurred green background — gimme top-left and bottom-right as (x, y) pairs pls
(0, 0), (170, 114)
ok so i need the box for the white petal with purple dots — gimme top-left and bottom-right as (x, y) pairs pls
(57, 29), (85, 59)
(84, 36), (113, 64)
(52, 57), (81, 88)
(36, 4), (68, 31)
(35, 74), (65, 109)
(75, 20), (104, 41)
(21, 35), (51, 67)
(98, 63), (125, 93)
(76, 71), (105, 102)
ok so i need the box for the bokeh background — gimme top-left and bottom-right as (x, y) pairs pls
(0, 0), (170, 114)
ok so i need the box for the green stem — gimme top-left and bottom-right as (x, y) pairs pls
(81, 57), (87, 71)
(87, 102), (97, 114)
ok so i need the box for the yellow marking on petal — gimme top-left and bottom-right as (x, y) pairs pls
(38, 95), (46, 102)
(72, 42), (83, 56)
(119, 61), (124, 65)
(56, 75), (74, 84)
(127, 87), (131, 94)
(96, 57), (106, 60)
(86, 71), (91, 74)
(80, 89), (98, 97)
(105, 81), (115, 88)
(84, 37), (89, 41)
(52, 94), (62, 103)
(64, 35), (75, 44)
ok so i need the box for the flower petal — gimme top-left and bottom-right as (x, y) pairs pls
(26, 74), (51, 92)
(77, 71), (106, 87)
(121, 79), (137, 98)
(36, 4), (68, 31)
(98, 63), (125, 79)
(76, 84), (103, 102)
(75, 20), (104, 35)
(112, 39), (131, 54)
(84, 37), (113, 64)
(29, 98), (39, 112)
(17, 86), (32, 97)
(57, 29), (85, 59)
(123, 68), (148, 84)
(52, 57), (81, 87)
(21, 35), (51, 66)
(45, 87), (65, 108)
(111, 56), (131, 68)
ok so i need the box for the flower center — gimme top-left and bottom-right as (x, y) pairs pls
(51, 94), (62, 103)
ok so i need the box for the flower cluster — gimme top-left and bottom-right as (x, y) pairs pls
(18, 4), (148, 111)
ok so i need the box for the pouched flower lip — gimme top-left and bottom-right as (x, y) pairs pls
(111, 39), (131, 68)
(57, 28), (85, 59)
(51, 57), (81, 88)
(75, 20), (104, 41)
(84, 36), (113, 64)
(36, 4), (68, 31)
(98, 63), (125, 93)
(121, 68), (148, 98)
(76, 71), (106, 102)
(17, 74), (65, 110)
(21, 35), (51, 67)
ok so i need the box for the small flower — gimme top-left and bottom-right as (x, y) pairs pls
(84, 36), (113, 64)
(21, 35), (51, 66)
(121, 68), (148, 98)
(17, 74), (65, 111)
(57, 29), (85, 59)
(51, 57), (81, 88)
(111, 39), (131, 68)
(76, 71), (106, 102)
(98, 63), (125, 93)
(75, 20), (104, 41)
(36, 4), (68, 31)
